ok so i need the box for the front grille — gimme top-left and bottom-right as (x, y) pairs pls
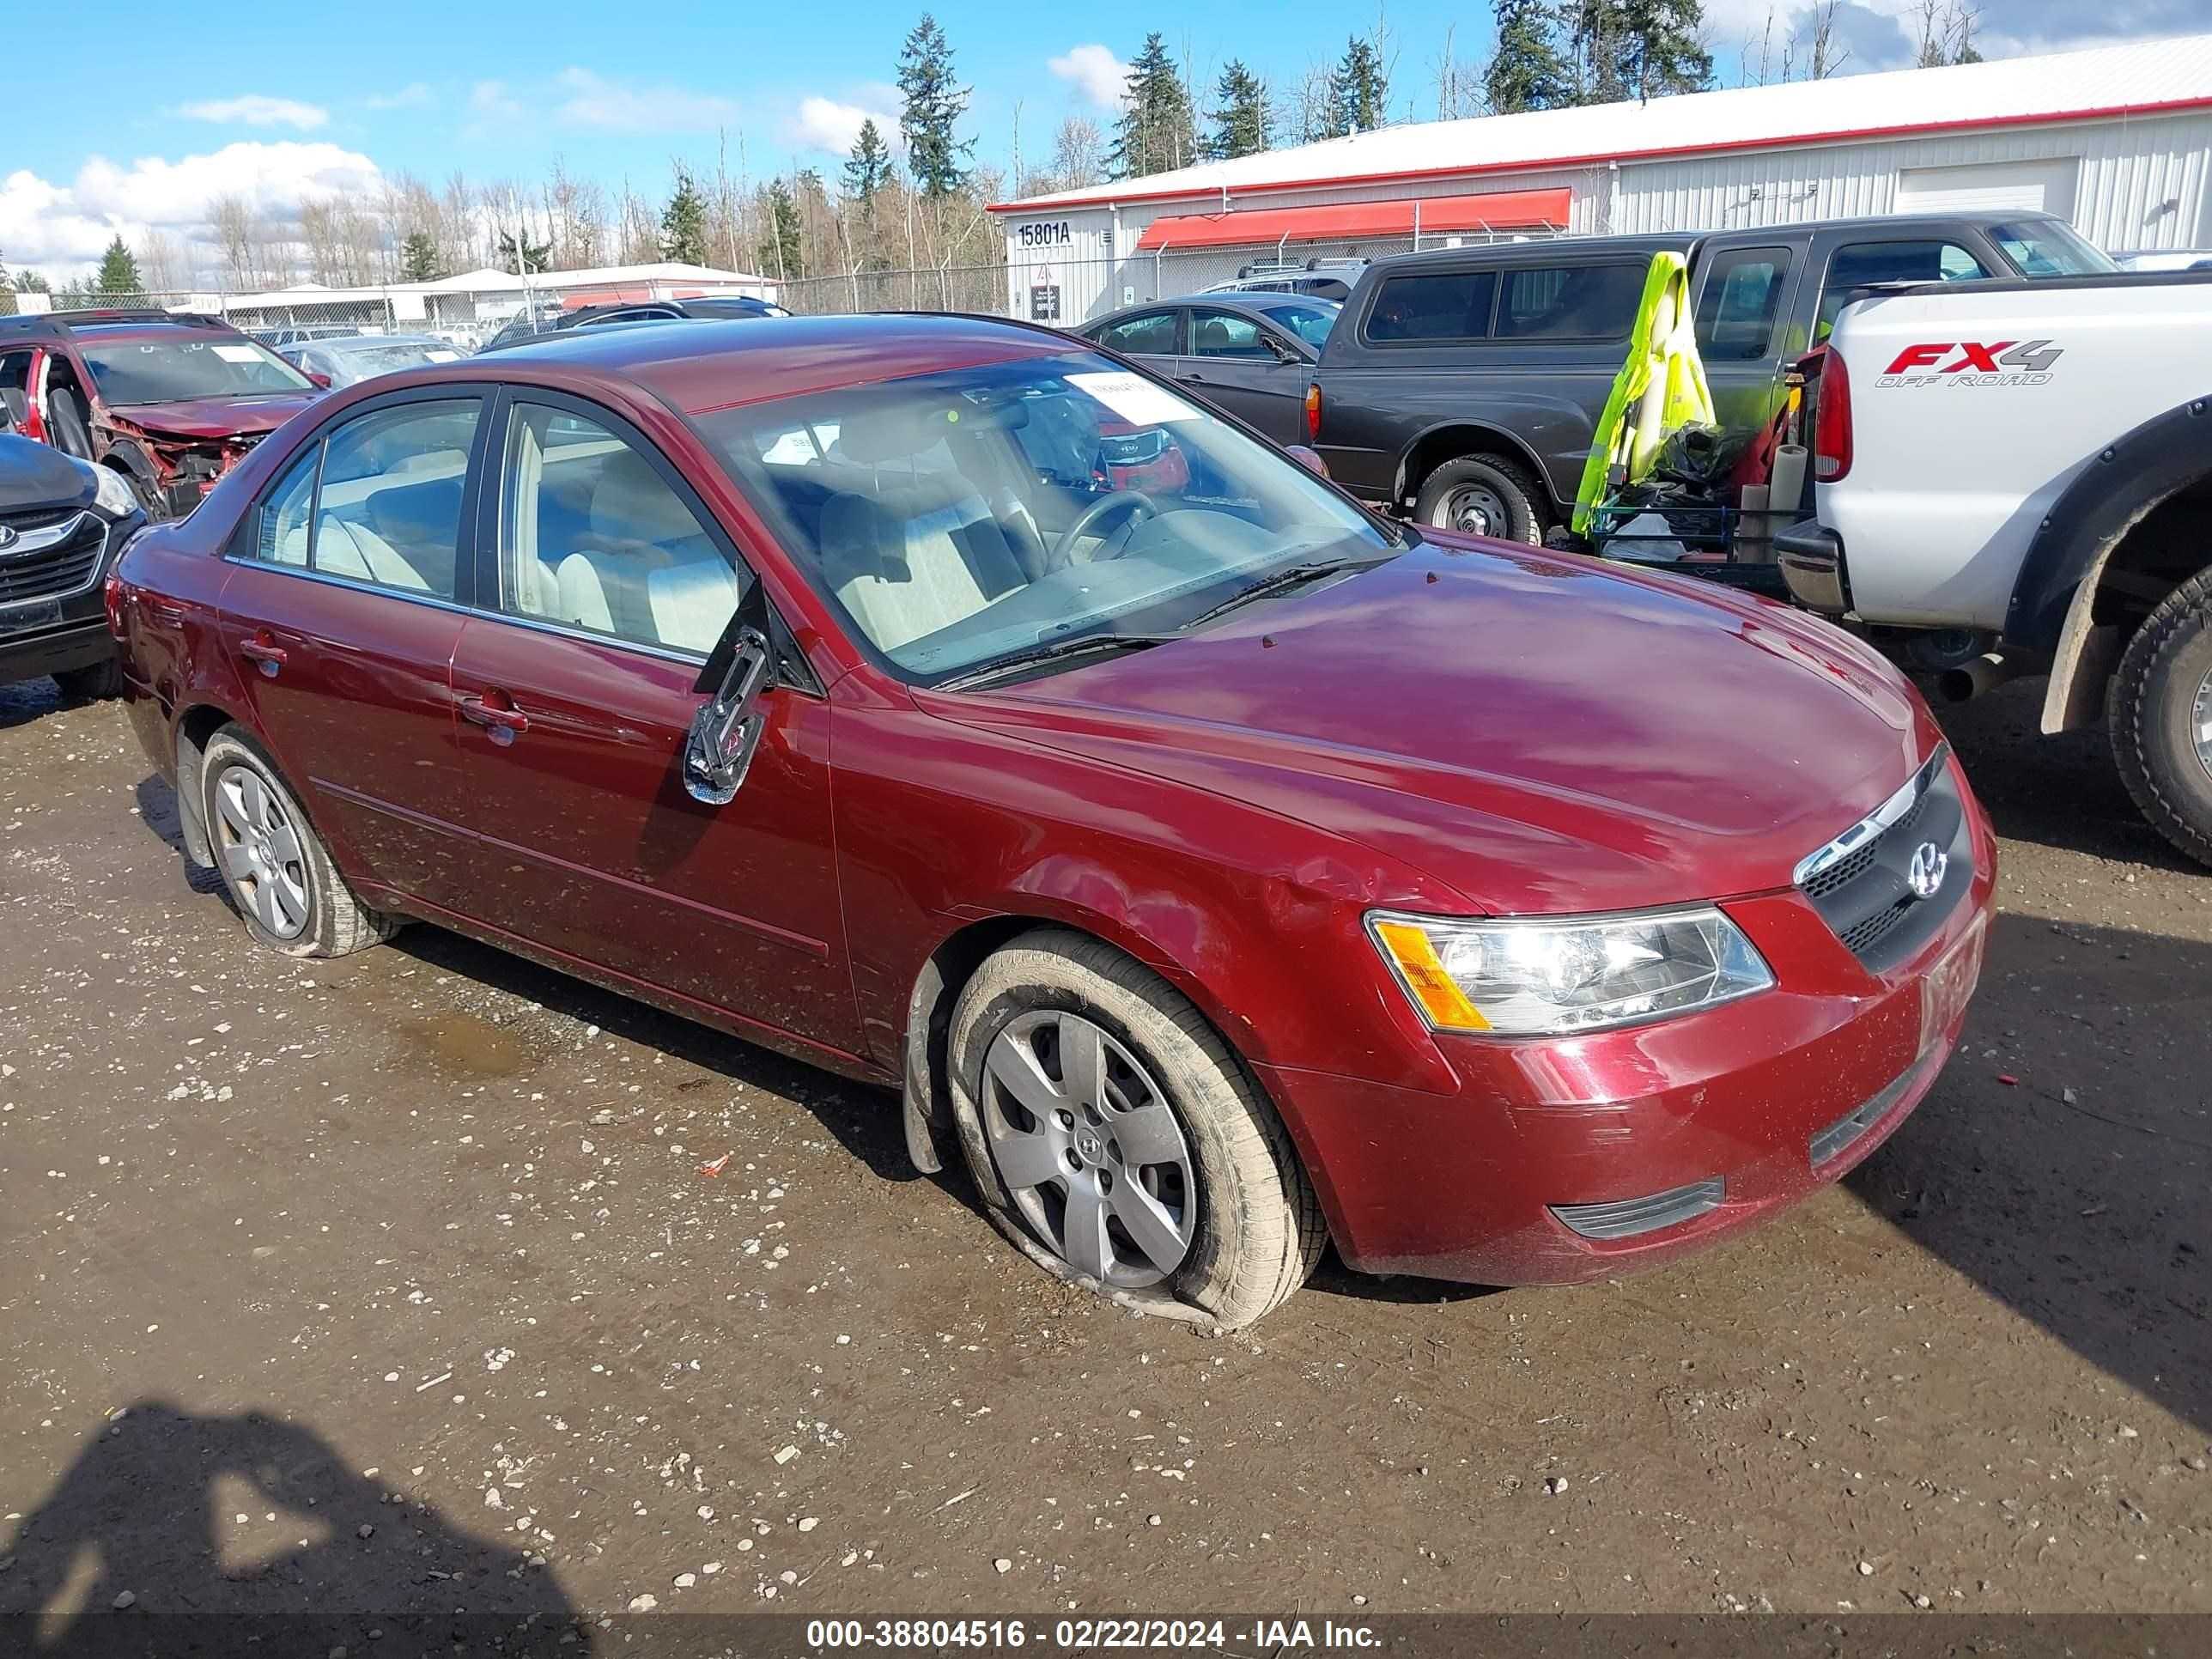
(1551, 1178), (1725, 1241)
(1796, 746), (1972, 975)
(0, 511), (106, 607)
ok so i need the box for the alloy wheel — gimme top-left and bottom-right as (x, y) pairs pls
(980, 1010), (1197, 1288)
(213, 763), (311, 940)
(2197, 665), (2212, 787)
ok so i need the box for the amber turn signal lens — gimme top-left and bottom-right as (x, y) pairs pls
(1370, 919), (1491, 1031)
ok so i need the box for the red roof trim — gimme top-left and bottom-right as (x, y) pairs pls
(987, 94), (2212, 214)
(1130, 188), (1572, 250)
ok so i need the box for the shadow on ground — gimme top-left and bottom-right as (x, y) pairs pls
(0, 1403), (586, 1655)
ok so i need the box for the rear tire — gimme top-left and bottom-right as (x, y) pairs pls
(1413, 454), (1545, 544)
(199, 726), (399, 957)
(945, 928), (1324, 1329)
(2109, 568), (2212, 868)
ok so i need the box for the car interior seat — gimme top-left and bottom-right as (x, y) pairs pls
(46, 386), (94, 460)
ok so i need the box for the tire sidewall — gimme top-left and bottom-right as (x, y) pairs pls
(2117, 597), (2212, 859)
(945, 940), (1290, 1325)
(200, 729), (334, 957)
(1417, 457), (1541, 544)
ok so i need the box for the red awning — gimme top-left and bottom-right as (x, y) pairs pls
(1132, 188), (1571, 252)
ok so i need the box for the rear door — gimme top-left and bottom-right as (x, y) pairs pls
(1088, 307), (1184, 377)
(1688, 240), (1805, 437)
(214, 387), (490, 908)
(1176, 307), (1308, 445)
(442, 391), (860, 1059)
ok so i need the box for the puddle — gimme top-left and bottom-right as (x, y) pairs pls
(392, 1012), (537, 1079)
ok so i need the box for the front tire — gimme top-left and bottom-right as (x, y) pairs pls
(1413, 454), (1544, 544)
(945, 928), (1324, 1329)
(2110, 568), (2212, 868)
(199, 726), (399, 957)
(53, 656), (125, 702)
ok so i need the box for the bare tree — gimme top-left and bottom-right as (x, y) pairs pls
(1808, 0), (1850, 78)
(1433, 21), (1485, 118)
(1048, 116), (1106, 190)
(134, 229), (184, 292)
(1274, 58), (1336, 146)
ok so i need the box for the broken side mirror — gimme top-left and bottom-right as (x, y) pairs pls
(684, 606), (775, 805)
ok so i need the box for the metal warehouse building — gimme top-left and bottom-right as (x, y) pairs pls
(991, 33), (2212, 323)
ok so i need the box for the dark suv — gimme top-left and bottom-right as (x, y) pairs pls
(0, 310), (325, 520)
(0, 431), (148, 697)
(480, 295), (791, 353)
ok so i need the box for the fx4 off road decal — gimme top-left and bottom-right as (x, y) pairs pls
(1878, 340), (2063, 387)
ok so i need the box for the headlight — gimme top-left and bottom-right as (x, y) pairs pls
(91, 465), (142, 520)
(1367, 907), (1774, 1036)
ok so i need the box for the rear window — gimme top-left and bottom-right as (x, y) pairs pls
(1364, 270), (1499, 343)
(1694, 246), (1794, 362)
(1494, 264), (1645, 340)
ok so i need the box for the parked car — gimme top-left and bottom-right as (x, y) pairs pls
(1307, 210), (2115, 542)
(0, 430), (148, 698)
(1778, 266), (2212, 866)
(1203, 259), (1368, 302)
(281, 334), (469, 388)
(250, 325), (365, 349)
(2109, 248), (2212, 272)
(111, 313), (1993, 1328)
(0, 310), (328, 520)
(481, 295), (791, 353)
(1078, 295), (1339, 447)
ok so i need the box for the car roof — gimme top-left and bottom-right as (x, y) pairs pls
(437, 312), (1077, 413)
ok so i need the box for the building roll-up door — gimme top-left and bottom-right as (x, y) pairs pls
(1894, 157), (2081, 217)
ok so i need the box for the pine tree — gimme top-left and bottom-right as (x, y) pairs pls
(1487, 0), (1575, 111)
(659, 168), (711, 265)
(95, 236), (143, 299)
(1327, 37), (1390, 135)
(844, 118), (894, 203)
(1206, 61), (1270, 160)
(1110, 33), (1198, 180)
(897, 14), (974, 198)
(757, 181), (803, 279)
(399, 230), (442, 283)
(15, 270), (50, 295)
(1568, 0), (1712, 103)
(496, 226), (552, 273)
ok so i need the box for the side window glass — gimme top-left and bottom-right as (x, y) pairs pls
(1096, 312), (1178, 356)
(1495, 264), (1644, 340)
(1693, 247), (1794, 362)
(311, 400), (478, 599)
(1365, 271), (1498, 343)
(1819, 240), (1991, 335)
(1190, 310), (1269, 358)
(500, 403), (744, 656)
(257, 444), (320, 568)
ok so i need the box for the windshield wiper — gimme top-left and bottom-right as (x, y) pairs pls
(1180, 553), (1393, 632)
(938, 631), (1175, 690)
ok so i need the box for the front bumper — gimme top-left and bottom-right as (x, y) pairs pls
(1259, 779), (1997, 1286)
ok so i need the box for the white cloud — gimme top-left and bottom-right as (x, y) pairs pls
(468, 80), (523, 124)
(0, 142), (382, 279)
(367, 82), (432, 111)
(788, 95), (903, 155)
(555, 68), (740, 133)
(1048, 45), (1131, 112)
(177, 94), (329, 131)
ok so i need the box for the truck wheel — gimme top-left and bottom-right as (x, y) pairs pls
(945, 927), (1325, 1329)
(53, 657), (125, 702)
(1414, 455), (1544, 544)
(199, 726), (400, 957)
(2109, 568), (2212, 868)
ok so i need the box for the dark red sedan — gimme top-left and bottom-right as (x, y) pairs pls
(108, 314), (1995, 1328)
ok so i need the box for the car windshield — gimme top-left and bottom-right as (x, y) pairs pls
(81, 333), (313, 404)
(1253, 300), (1339, 349)
(321, 339), (465, 386)
(1989, 220), (2115, 277)
(697, 349), (1398, 684)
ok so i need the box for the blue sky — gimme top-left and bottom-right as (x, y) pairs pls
(3, 0), (2198, 280)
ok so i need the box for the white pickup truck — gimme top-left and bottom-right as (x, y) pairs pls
(1776, 270), (2212, 866)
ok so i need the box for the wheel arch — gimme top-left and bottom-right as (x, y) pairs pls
(2008, 395), (2212, 732)
(173, 701), (256, 867)
(1395, 422), (1557, 515)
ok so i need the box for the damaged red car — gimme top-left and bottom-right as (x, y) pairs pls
(109, 314), (1995, 1329)
(0, 310), (325, 520)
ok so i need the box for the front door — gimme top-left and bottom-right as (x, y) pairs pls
(1176, 307), (1308, 445)
(443, 393), (860, 1060)
(214, 391), (489, 910)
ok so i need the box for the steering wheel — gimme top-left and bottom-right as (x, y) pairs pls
(1051, 490), (1158, 564)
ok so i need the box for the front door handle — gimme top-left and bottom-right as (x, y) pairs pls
(459, 693), (531, 743)
(238, 634), (288, 677)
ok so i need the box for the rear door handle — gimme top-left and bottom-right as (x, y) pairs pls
(238, 635), (288, 676)
(459, 693), (531, 741)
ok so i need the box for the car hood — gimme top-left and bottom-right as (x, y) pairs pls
(0, 434), (97, 512)
(110, 394), (321, 442)
(928, 535), (1936, 915)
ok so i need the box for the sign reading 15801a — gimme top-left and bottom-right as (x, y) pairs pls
(1017, 221), (1073, 249)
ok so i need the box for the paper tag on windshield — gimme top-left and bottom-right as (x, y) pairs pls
(211, 343), (263, 362)
(1067, 370), (1200, 426)
(427, 349), (461, 361)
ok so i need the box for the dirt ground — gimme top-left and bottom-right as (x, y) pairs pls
(1, 671), (2207, 1647)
